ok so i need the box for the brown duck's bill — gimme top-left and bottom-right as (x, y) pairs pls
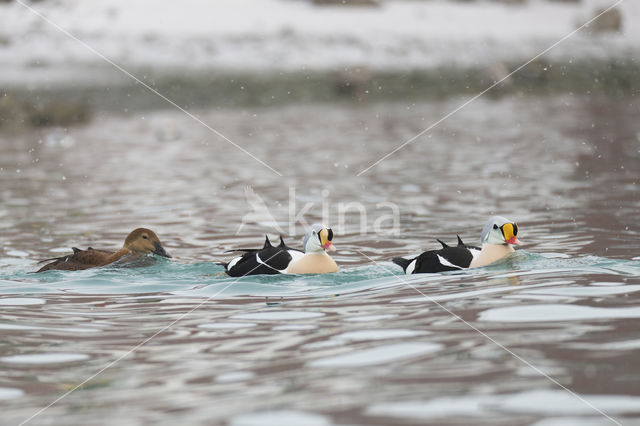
(153, 242), (172, 258)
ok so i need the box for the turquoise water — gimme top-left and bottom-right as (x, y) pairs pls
(2, 252), (638, 296)
(2, 250), (640, 425)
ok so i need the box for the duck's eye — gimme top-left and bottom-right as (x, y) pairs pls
(142, 235), (148, 239)
(493, 224), (498, 230)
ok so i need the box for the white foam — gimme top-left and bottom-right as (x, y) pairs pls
(6, 250), (29, 257)
(532, 418), (616, 426)
(49, 311), (130, 316)
(0, 257), (32, 267)
(273, 324), (317, 331)
(198, 322), (256, 329)
(230, 410), (330, 426)
(504, 294), (575, 302)
(0, 353), (89, 364)
(309, 342), (442, 368)
(215, 371), (255, 383)
(567, 339), (640, 351)
(332, 329), (429, 342)
(0, 323), (101, 333)
(516, 365), (567, 377)
(231, 311), (324, 321)
(160, 298), (217, 304)
(0, 298), (46, 306)
(49, 247), (74, 254)
(540, 253), (572, 259)
(344, 314), (397, 322)
(393, 281), (574, 303)
(0, 387), (24, 401)
(0, 323), (42, 331)
(524, 285), (640, 297)
(53, 327), (103, 333)
(302, 340), (344, 350)
(366, 396), (494, 419)
(367, 390), (640, 420)
(499, 389), (640, 415)
(479, 304), (640, 322)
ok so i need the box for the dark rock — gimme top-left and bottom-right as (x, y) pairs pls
(587, 7), (623, 33)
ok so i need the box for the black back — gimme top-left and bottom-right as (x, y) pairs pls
(412, 246), (474, 273)
(392, 235), (480, 274)
(224, 236), (302, 277)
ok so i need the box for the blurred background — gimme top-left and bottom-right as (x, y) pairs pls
(0, 0), (638, 261)
(1, 0), (638, 116)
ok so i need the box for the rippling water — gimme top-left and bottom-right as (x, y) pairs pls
(1, 96), (639, 425)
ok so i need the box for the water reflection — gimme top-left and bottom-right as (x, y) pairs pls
(1, 96), (639, 425)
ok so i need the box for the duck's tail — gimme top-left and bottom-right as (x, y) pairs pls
(392, 256), (413, 272)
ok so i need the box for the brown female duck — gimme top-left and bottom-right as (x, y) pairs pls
(36, 228), (171, 272)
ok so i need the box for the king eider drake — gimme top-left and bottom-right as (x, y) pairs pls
(393, 216), (521, 274)
(36, 228), (171, 273)
(286, 224), (339, 274)
(222, 224), (338, 276)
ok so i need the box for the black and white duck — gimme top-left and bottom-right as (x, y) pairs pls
(393, 216), (521, 274)
(222, 223), (338, 276)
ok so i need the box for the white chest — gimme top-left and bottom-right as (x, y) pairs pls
(469, 244), (514, 268)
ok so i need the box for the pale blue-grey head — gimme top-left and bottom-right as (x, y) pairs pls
(480, 216), (516, 245)
(303, 224), (326, 252)
(302, 223), (335, 253)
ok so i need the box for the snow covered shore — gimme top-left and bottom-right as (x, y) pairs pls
(0, 0), (638, 87)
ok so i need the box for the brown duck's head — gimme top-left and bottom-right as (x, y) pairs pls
(123, 228), (171, 258)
